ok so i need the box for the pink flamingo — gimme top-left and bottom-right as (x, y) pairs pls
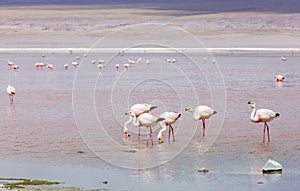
(248, 101), (280, 143)
(157, 112), (181, 144)
(275, 75), (285, 82)
(185, 106), (217, 137)
(125, 111), (164, 147)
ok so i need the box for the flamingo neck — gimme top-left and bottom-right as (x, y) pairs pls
(131, 113), (139, 126)
(250, 107), (257, 121)
(124, 116), (133, 133)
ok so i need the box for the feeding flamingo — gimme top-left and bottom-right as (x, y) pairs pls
(185, 106), (217, 137)
(157, 112), (181, 144)
(247, 101), (280, 143)
(125, 111), (164, 147)
(275, 75), (285, 82)
(6, 85), (16, 104)
(123, 103), (157, 137)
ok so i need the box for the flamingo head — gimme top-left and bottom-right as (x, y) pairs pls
(125, 111), (135, 117)
(247, 101), (256, 108)
(185, 107), (192, 112)
(125, 132), (130, 137)
(158, 138), (163, 144)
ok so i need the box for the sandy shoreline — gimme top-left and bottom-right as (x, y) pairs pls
(0, 5), (299, 49)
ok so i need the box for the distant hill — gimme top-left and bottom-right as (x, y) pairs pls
(1, 0), (300, 13)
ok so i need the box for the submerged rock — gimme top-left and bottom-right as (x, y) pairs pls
(262, 159), (282, 174)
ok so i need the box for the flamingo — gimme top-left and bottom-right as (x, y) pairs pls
(146, 60), (150, 65)
(128, 59), (135, 65)
(125, 111), (164, 146)
(185, 106), (217, 137)
(275, 75), (285, 82)
(123, 103), (157, 137)
(6, 85), (16, 104)
(91, 60), (97, 64)
(157, 112), (181, 144)
(72, 62), (79, 67)
(64, 64), (69, 70)
(75, 56), (80, 60)
(12, 64), (19, 71)
(247, 101), (280, 143)
(47, 64), (54, 70)
(123, 63), (130, 70)
(98, 60), (105, 64)
(115, 64), (120, 71)
(7, 60), (14, 67)
(97, 64), (104, 70)
(281, 56), (287, 63)
(137, 58), (142, 63)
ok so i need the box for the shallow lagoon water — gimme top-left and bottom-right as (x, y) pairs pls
(0, 53), (299, 190)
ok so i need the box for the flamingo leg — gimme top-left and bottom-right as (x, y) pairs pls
(266, 123), (270, 143)
(138, 127), (140, 140)
(202, 119), (206, 137)
(150, 126), (154, 146)
(263, 123), (266, 143)
(170, 125), (175, 141)
(147, 127), (154, 147)
(168, 125), (171, 141)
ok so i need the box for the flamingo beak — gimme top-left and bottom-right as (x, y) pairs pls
(158, 138), (163, 144)
(125, 111), (130, 115)
(125, 132), (130, 137)
(247, 101), (253, 104)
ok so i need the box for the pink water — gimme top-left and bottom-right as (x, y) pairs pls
(0, 52), (299, 190)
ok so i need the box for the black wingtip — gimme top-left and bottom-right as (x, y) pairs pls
(150, 106), (158, 111)
(275, 113), (280, 117)
(175, 113), (181, 120)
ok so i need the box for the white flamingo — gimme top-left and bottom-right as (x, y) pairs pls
(248, 101), (280, 143)
(281, 56), (287, 63)
(275, 75), (285, 82)
(47, 64), (54, 70)
(123, 103), (157, 137)
(97, 64), (104, 70)
(6, 85), (16, 104)
(64, 64), (69, 70)
(123, 63), (130, 70)
(115, 64), (120, 71)
(72, 62), (79, 67)
(157, 112), (181, 144)
(7, 60), (14, 67)
(125, 111), (164, 146)
(185, 106), (217, 137)
(98, 60), (105, 64)
(12, 64), (19, 70)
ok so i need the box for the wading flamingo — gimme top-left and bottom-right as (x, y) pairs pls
(125, 111), (164, 147)
(157, 112), (181, 144)
(281, 56), (287, 63)
(185, 106), (217, 137)
(275, 75), (285, 82)
(115, 64), (120, 71)
(47, 64), (54, 70)
(124, 103), (157, 137)
(64, 64), (69, 70)
(6, 85), (16, 104)
(248, 101), (280, 143)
